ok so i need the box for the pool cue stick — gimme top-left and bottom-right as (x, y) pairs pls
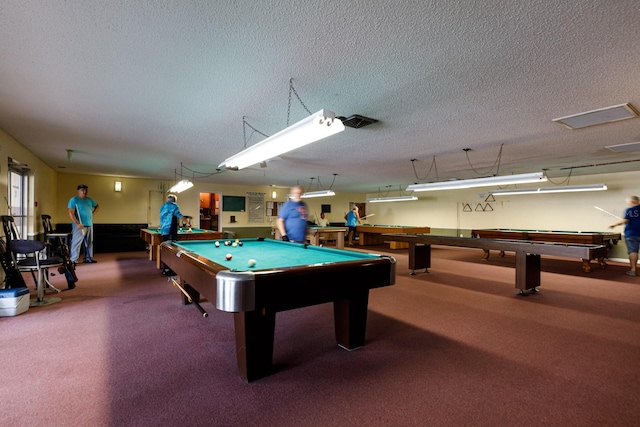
(76, 203), (93, 261)
(360, 213), (375, 220)
(170, 278), (208, 317)
(593, 206), (622, 220)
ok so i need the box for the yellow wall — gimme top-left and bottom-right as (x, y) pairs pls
(1, 126), (637, 261)
(0, 128), (58, 237)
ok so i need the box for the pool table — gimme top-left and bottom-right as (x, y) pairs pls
(140, 228), (223, 268)
(356, 225), (431, 248)
(470, 229), (621, 271)
(159, 238), (396, 381)
(384, 234), (609, 295)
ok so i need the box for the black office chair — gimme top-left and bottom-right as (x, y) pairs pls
(1, 215), (66, 305)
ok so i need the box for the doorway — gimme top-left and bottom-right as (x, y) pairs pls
(199, 192), (220, 231)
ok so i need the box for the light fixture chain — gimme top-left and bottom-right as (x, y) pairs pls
(287, 78), (312, 126)
(242, 116), (270, 149)
(411, 157), (439, 181)
(464, 144), (504, 176)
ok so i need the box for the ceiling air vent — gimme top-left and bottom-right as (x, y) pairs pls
(552, 103), (639, 130)
(605, 141), (640, 153)
(337, 115), (378, 129)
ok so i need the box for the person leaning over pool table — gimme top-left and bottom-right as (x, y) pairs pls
(277, 185), (309, 243)
(610, 195), (640, 277)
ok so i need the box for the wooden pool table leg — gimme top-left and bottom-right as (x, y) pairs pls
(582, 259), (593, 272)
(233, 310), (276, 382)
(333, 290), (369, 350)
(481, 249), (490, 260)
(515, 252), (540, 296)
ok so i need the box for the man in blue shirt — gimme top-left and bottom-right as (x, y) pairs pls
(159, 194), (188, 276)
(610, 195), (640, 276)
(67, 184), (99, 264)
(159, 194), (186, 241)
(277, 185), (308, 243)
(345, 206), (361, 246)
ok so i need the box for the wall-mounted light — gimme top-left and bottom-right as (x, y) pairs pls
(272, 190), (277, 199)
(114, 181), (122, 192)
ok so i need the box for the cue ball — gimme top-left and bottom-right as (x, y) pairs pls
(248, 259), (256, 267)
(225, 254), (232, 260)
(214, 241), (220, 247)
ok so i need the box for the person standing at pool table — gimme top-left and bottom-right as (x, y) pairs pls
(68, 184), (99, 264)
(345, 205), (361, 246)
(277, 185), (308, 243)
(159, 194), (187, 276)
(609, 195), (640, 276)
(160, 194), (187, 241)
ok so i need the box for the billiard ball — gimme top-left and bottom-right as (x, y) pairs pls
(225, 254), (232, 260)
(214, 241), (220, 247)
(232, 242), (237, 247)
(238, 241), (243, 247)
(235, 238), (239, 243)
(247, 259), (256, 267)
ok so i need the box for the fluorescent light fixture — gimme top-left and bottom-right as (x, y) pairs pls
(367, 195), (418, 203)
(219, 109), (345, 170)
(114, 181), (122, 192)
(552, 103), (639, 130)
(490, 183), (607, 196)
(300, 190), (335, 198)
(406, 172), (546, 192)
(168, 179), (194, 193)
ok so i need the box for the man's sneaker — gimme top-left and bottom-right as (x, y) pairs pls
(625, 270), (636, 276)
(83, 258), (98, 263)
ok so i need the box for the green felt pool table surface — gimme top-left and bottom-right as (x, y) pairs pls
(170, 238), (382, 271)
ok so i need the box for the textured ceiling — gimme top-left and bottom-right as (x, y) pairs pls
(1, 0), (639, 194)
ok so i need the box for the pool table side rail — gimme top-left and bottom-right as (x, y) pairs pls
(470, 229), (621, 245)
(384, 234), (609, 258)
(160, 241), (397, 313)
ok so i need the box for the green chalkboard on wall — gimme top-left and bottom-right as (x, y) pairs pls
(222, 195), (245, 212)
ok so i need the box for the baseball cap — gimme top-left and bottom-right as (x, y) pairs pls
(77, 184), (88, 190)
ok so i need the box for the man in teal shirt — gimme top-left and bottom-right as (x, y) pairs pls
(67, 184), (99, 263)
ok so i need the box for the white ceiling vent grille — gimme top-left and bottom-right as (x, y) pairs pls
(605, 141), (640, 153)
(552, 103), (639, 130)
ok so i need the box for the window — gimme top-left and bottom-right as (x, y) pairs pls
(7, 158), (31, 239)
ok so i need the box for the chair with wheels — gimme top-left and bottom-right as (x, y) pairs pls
(1, 215), (66, 306)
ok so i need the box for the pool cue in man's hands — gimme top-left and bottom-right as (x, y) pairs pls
(76, 203), (93, 262)
(360, 213), (375, 220)
(594, 206), (622, 220)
